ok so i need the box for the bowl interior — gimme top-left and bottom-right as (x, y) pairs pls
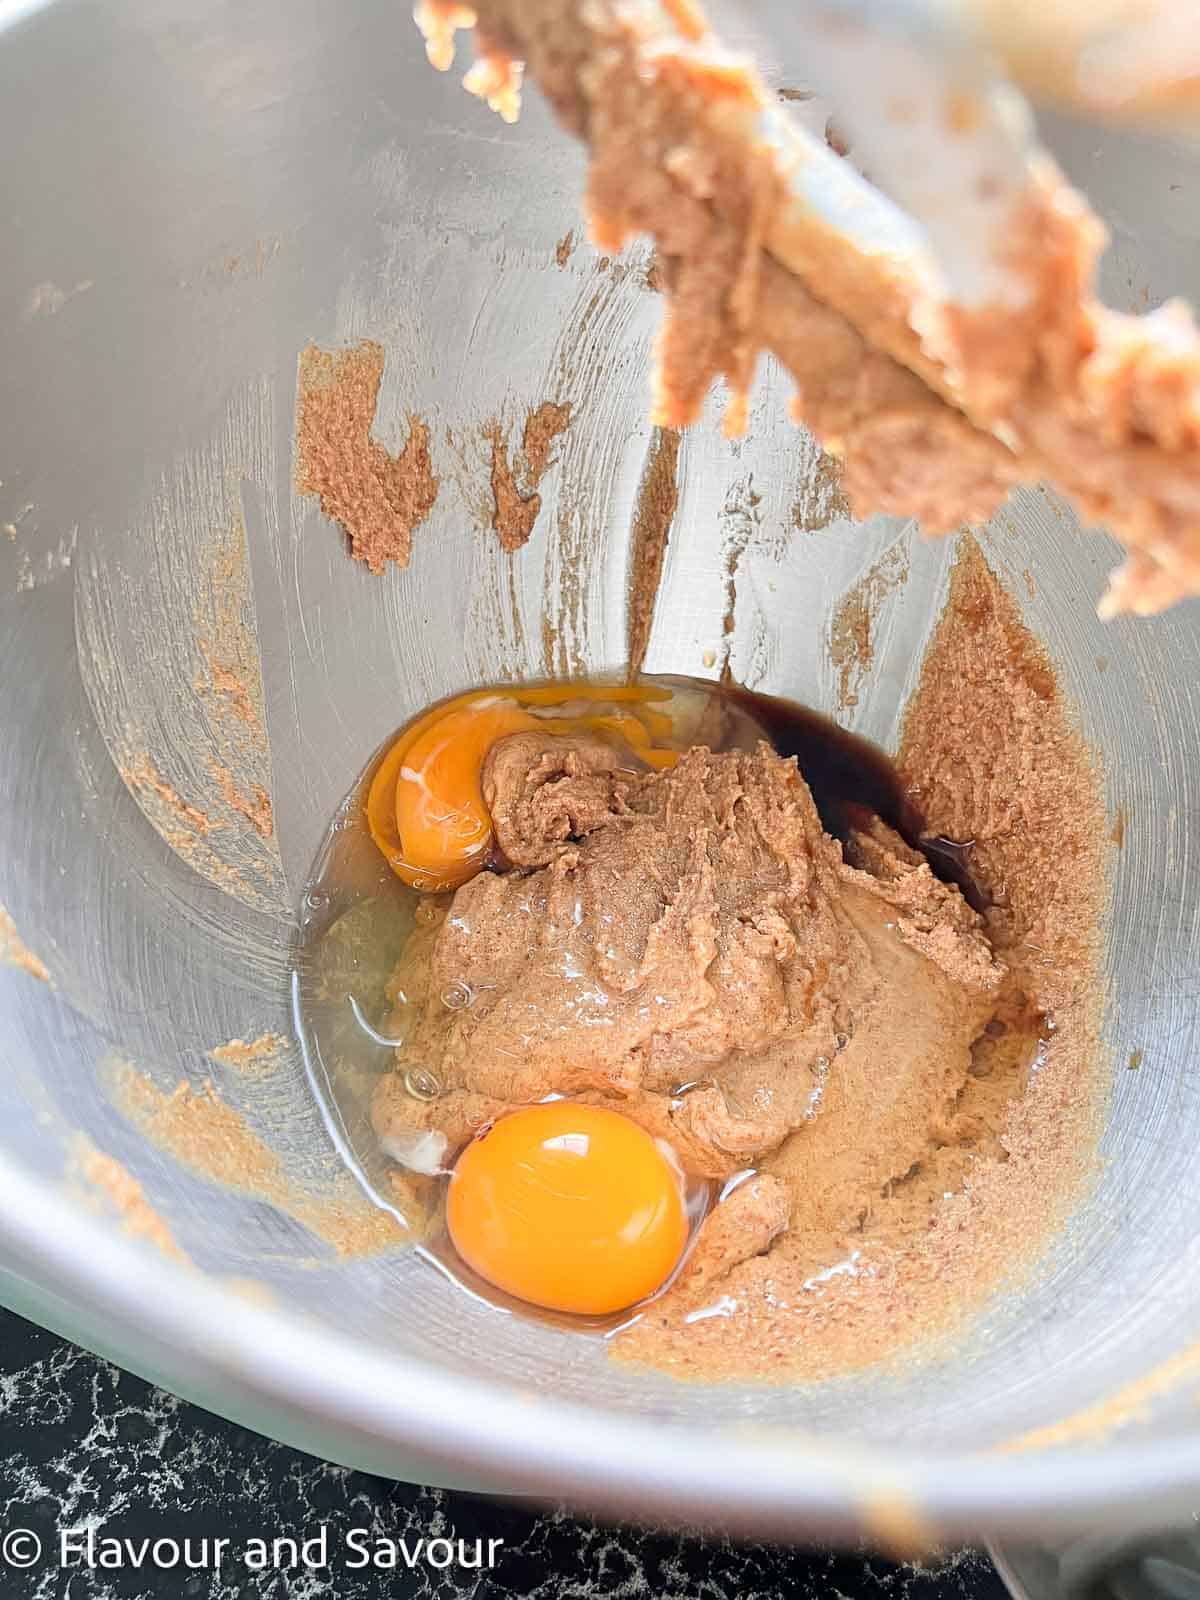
(2, 0), (1200, 1488)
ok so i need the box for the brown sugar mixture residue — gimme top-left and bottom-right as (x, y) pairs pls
(119, 753), (221, 838)
(626, 427), (682, 678)
(1000, 1336), (1200, 1455)
(208, 1031), (290, 1076)
(900, 537), (1106, 1055)
(115, 751), (263, 907)
(0, 903), (51, 985)
(523, 400), (573, 479)
(201, 656), (257, 727)
(194, 515), (271, 756)
(72, 1138), (190, 1266)
(829, 543), (910, 710)
(485, 425), (536, 552)
(792, 449), (850, 533)
(420, 0), (1200, 617)
(210, 761), (274, 838)
(485, 400), (572, 551)
(111, 1062), (411, 1256)
(296, 341), (439, 574)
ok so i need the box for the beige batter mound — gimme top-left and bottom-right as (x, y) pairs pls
(373, 738), (1001, 1180)
(371, 541), (1106, 1382)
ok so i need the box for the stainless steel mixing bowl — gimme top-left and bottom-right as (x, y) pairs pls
(3, 0), (1200, 1547)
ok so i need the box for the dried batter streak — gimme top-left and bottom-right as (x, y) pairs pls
(210, 761), (274, 838)
(626, 428), (682, 679)
(119, 753), (221, 838)
(792, 449), (850, 534)
(296, 341), (438, 573)
(829, 544), (910, 710)
(485, 401), (572, 551)
(111, 1061), (413, 1255)
(0, 903), (51, 984)
(208, 1031), (290, 1076)
(71, 1138), (190, 1266)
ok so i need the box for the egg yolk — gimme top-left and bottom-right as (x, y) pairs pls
(366, 682), (678, 892)
(446, 1103), (688, 1316)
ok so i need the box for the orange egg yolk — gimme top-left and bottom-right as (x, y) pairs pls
(366, 683), (678, 891)
(446, 1103), (688, 1316)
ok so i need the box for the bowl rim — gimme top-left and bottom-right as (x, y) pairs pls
(2, 1148), (1197, 1545)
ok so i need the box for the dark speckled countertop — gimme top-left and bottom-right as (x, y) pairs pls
(0, 1306), (1010, 1600)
